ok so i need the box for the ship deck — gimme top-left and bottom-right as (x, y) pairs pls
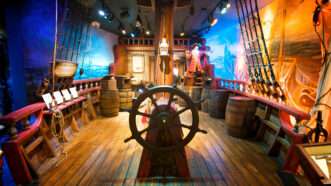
(40, 112), (282, 186)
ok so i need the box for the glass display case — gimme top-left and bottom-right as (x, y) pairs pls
(297, 143), (331, 186)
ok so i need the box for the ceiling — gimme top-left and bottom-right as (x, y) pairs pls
(76, 0), (275, 37)
(76, 0), (234, 37)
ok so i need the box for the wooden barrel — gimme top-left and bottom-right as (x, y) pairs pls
(208, 90), (229, 118)
(115, 75), (131, 89)
(225, 96), (256, 138)
(119, 88), (133, 110)
(201, 88), (211, 112)
(178, 86), (192, 106)
(191, 86), (202, 109)
(184, 76), (194, 86)
(100, 90), (119, 117)
(101, 75), (117, 90)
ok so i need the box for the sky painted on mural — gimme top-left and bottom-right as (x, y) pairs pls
(203, 14), (243, 80)
(74, 27), (118, 79)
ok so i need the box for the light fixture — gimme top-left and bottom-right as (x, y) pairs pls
(209, 15), (218, 26)
(145, 30), (151, 35)
(221, 7), (227, 14)
(226, 3), (231, 8)
(119, 24), (126, 35)
(136, 15), (142, 28)
(130, 33), (135, 37)
(98, 10), (106, 16)
(159, 37), (169, 56)
(180, 32), (185, 37)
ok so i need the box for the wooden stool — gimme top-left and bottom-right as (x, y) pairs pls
(225, 96), (256, 138)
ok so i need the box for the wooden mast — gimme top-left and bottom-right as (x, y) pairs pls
(154, 0), (175, 85)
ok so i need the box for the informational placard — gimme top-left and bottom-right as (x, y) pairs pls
(69, 87), (79, 98)
(42, 93), (55, 109)
(53, 91), (64, 104)
(61, 89), (72, 101)
(132, 55), (144, 73)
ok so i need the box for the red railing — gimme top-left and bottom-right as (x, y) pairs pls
(72, 78), (102, 96)
(217, 78), (310, 120)
(0, 78), (102, 184)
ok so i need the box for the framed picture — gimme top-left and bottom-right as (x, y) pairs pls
(132, 55), (144, 73)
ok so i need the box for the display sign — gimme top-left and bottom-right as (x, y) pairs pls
(69, 87), (79, 98)
(297, 143), (331, 185)
(53, 91), (64, 104)
(42, 93), (55, 109)
(61, 89), (72, 101)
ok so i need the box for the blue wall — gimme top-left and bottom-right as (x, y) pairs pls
(5, 0), (55, 108)
(203, 15), (240, 80)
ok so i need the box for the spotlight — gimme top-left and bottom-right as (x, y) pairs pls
(130, 33), (135, 38)
(145, 30), (151, 35)
(221, 8), (227, 14)
(180, 32), (185, 37)
(209, 15), (218, 26)
(136, 15), (142, 28)
(98, 10), (106, 16)
(226, 3), (231, 8)
(121, 29), (126, 35)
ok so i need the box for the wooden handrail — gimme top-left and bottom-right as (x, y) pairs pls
(0, 103), (45, 138)
(217, 78), (310, 120)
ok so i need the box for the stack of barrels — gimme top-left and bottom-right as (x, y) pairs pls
(100, 75), (119, 117)
(115, 75), (134, 110)
(208, 90), (229, 118)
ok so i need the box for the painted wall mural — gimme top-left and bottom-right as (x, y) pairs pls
(260, 0), (322, 112)
(73, 27), (118, 79)
(203, 17), (246, 80)
(204, 0), (322, 113)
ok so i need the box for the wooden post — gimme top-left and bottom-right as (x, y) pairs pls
(154, 0), (175, 85)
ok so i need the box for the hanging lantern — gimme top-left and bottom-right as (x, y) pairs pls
(159, 37), (169, 56)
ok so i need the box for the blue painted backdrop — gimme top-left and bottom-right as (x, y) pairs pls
(74, 27), (118, 79)
(203, 15), (240, 80)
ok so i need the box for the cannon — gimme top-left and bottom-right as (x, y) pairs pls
(124, 85), (207, 177)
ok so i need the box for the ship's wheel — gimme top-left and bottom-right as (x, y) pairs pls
(124, 86), (207, 152)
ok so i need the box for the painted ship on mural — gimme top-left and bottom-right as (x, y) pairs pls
(0, 0), (331, 185)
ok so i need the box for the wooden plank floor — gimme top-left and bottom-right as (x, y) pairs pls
(40, 112), (282, 186)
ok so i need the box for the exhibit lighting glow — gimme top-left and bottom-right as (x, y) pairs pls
(145, 30), (150, 35)
(121, 29), (126, 35)
(210, 18), (218, 26)
(173, 67), (179, 76)
(221, 8), (227, 14)
(130, 33), (135, 37)
(180, 32), (185, 37)
(159, 37), (169, 56)
(226, 3), (231, 8)
(98, 10), (106, 16)
(138, 88), (144, 93)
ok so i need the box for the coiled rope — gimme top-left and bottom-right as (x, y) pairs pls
(50, 109), (67, 166)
